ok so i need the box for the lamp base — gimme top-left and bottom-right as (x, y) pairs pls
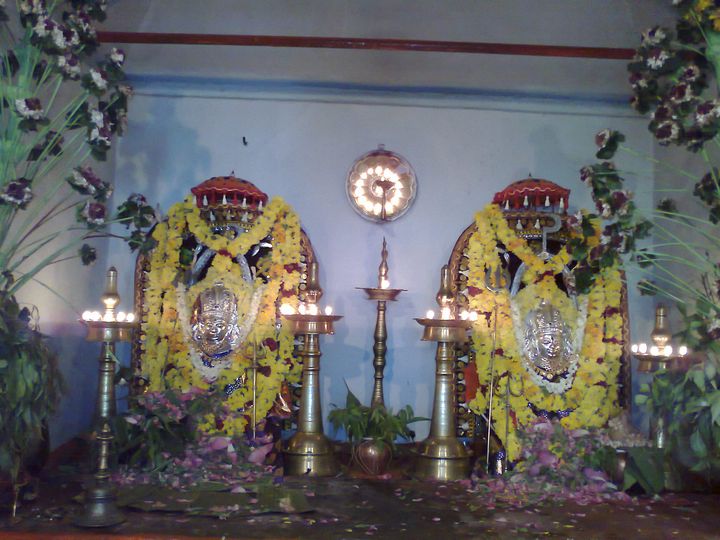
(74, 482), (125, 528)
(283, 433), (338, 477)
(413, 437), (471, 481)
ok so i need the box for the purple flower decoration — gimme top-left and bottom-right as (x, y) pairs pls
(669, 82), (694, 104)
(80, 201), (107, 226)
(680, 64), (701, 83)
(594, 129), (612, 149)
(579, 166), (594, 186)
(651, 102), (673, 123)
(655, 120), (680, 145)
(56, 52), (80, 79)
(695, 100), (720, 126)
(708, 319), (720, 341)
(67, 166), (111, 200)
(640, 26), (667, 46)
(0, 178), (33, 207)
(628, 72), (648, 90)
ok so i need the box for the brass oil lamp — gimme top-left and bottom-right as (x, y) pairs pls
(75, 267), (137, 528)
(281, 261), (342, 476)
(357, 238), (405, 407)
(414, 265), (473, 481)
(631, 304), (689, 448)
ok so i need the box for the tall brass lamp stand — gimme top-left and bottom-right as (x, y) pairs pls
(283, 262), (342, 476)
(357, 238), (404, 408)
(414, 265), (472, 481)
(75, 267), (137, 528)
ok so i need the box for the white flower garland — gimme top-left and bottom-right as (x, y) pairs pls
(175, 282), (266, 383)
(510, 295), (588, 395)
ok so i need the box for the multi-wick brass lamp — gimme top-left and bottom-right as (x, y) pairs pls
(280, 262), (342, 476)
(631, 303), (689, 449)
(414, 265), (475, 481)
(75, 267), (137, 528)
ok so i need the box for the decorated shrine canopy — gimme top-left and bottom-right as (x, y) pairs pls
(492, 177), (570, 210)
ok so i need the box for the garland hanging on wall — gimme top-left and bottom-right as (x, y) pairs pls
(140, 196), (303, 436)
(465, 203), (623, 461)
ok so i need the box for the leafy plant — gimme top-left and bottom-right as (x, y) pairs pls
(328, 385), (426, 451)
(114, 388), (231, 472)
(0, 293), (62, 487)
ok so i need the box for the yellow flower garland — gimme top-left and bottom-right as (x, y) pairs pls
(466, 204), (623, 460)
(140, 197), (304, 436)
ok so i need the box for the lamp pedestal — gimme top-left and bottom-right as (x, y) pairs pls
(283, 314), (342, 476)
(76, 322), (135, 528)
(413, 318), (472, 481)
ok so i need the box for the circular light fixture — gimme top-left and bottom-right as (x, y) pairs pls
(346, 145), (417, 223)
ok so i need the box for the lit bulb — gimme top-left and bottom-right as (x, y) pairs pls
(469, 311), (478, 322)
(116, 311), (126, 322)
(82, 310), (92, 321)
(354, 186), (364, 197)
(679, 345), (688, 356)
(384, 202), (394, 214)
(440, 307), (452, 320)
(650, 345), (659, 356)
(373, 202), (382, 215)
(426, 310), (435, 319)
(103, 313), (114, 322)
(631, 344), (638, 353)
(358, 195), (368, 205)
(308, 304), (319, 316)
(460, 310), (468, 320)
(298, 304), (307, 315)
(363, 200), (374, 212)
(126, 313), (135, 323)
(324, 306), (333, 316)
(664, 345), (673, 356)
(638, 343), (648, 354)
(360, 172), (367, 180)
(280, 303), (295, 315)
(366, 167), (374, 175)
(380, 278), (389, 289)
(383, 168), (392, 178)
(374, 165), (383, 175)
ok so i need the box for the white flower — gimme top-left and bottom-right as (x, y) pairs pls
(599, 203), (612, 218)
(110, 48), (125, 66)
(90, 127), (111, 147)
(641, 26), (666, 46)
(89, 68), (108, 91)
(20, 0), (46, 15)
(90, 108), (105, 127)
(646, 49), (670, 70)
(51, 26), (68, 49)
(57, 54), (81, 78)
(33, 16), (51, 37)
(15, 98), (44, 120)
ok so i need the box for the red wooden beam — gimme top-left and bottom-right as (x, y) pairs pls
(97, 31), (634, 60)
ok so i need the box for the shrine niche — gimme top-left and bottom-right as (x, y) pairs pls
(131, 175), (314, 436)
(448, 177), (631, 463)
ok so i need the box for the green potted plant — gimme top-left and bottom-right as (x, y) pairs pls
(328, 386), (427, 475)
(0, 0), (156, 510)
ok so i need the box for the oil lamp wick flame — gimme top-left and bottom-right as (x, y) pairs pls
(378, 237), (389, 289)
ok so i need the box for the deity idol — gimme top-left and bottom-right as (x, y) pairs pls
(190, 281), (242, 359)
(522, 300), (576, 381)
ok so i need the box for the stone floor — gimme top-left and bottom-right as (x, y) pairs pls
(1, 442), (719, 539)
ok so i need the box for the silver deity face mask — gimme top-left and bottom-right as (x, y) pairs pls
(190, 281), (242, 357)
(523, 300), (574, 380)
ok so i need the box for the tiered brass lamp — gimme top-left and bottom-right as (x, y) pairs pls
(282, 262), (342, 476)
(357, 238), (405, 407)
(76, 267), (137, 528)
(414, 265), (473, 481)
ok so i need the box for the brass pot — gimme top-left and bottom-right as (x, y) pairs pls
(354, 439), (392, 476)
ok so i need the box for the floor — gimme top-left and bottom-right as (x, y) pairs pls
(0, 444), (718, 539)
